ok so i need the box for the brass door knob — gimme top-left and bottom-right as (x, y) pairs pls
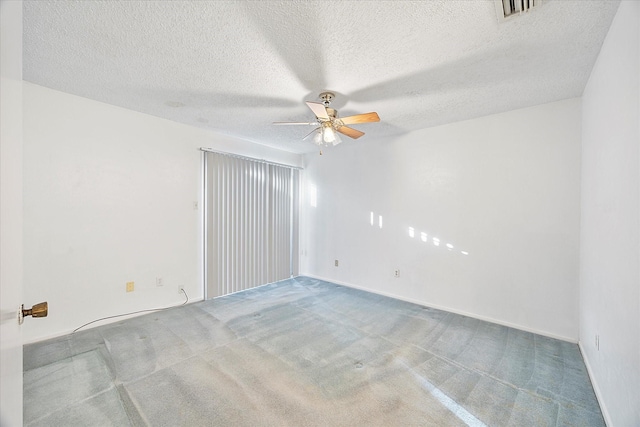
(23, 302), (48, 318)
(19, 302), (48, 324)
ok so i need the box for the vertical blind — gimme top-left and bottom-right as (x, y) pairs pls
(204, 151), (299, 298)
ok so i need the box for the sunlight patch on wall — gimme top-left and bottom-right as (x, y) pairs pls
(309, 184), (317, 207)
(369, 211), (383, 229)
(405, 224), (469, 256)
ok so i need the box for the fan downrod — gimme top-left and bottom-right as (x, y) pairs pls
(319, 92), (335, 107)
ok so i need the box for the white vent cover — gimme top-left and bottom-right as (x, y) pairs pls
(495, 0), (542, 20)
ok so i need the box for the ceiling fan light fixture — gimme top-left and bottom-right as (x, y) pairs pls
(313, 124), (342, 147)
(323, 126), (337, 143)
(326, 129), (342, 146)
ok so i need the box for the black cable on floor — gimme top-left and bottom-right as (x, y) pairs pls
(72, 288), (189, 334)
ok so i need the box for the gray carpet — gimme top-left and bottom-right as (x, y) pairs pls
(23, 277), (604, 426)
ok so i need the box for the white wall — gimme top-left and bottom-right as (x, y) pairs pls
(580, 1), (640, 426)
(301, 98), (582, 341)
(0, 1), (23, 425)
(23, 83), (301, 343)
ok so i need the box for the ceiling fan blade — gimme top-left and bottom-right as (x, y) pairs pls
(305, 102), (330, 120)
(337, 126), (365, 139)
(273, 122), (318, 125)
(339, 112), (380, 125)
(302, 127), (321, 140)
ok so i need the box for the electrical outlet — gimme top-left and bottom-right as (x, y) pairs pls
(126, 281), (134, 292)
(178, 285), (185, 294)
(394, 269), (400, 278)
(156, 277), (163, 286)
(335, 260), (339, 267)
(595, 334), (600, 351)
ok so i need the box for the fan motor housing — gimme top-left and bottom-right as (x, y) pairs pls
(319, 91), (335, 107)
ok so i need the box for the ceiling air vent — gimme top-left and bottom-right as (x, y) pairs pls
(495, 0), (542, 21)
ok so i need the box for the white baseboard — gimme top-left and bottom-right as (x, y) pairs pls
(302, 274), (577, 343)
(578, 341), (612, 427)
(23, 297), (205, 345)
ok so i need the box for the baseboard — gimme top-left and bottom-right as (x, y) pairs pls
(23, 297), (205, 345)
(26, 276), (297, 344)
(578, 341), (612, 427)
(302, 274), (577, 343)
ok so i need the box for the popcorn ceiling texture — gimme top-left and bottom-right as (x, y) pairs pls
(23, 1), (620, 153)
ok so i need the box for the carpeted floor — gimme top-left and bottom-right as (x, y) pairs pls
(23, 277), (604, 426)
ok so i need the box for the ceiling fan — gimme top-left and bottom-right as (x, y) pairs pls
(274, 92), (380, 148)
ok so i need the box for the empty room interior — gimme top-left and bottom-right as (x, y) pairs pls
(1, 1), (639, 426)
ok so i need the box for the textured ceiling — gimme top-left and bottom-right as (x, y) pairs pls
(23, 0), (620, 154)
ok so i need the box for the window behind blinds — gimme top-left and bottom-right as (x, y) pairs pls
(204, 151), (299, 298)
